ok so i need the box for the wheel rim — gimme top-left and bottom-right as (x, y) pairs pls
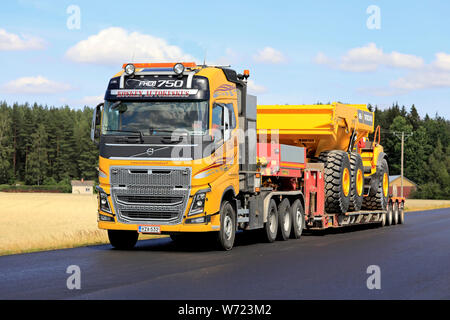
(342, 168), (350, 197)
(296, 208), (303, 231)
(356, 169), (364, 196)
(284, 210), (291, 232)
(383, 173), (389, 197)
(224, 215), (232, 240)
(269, 210), (277, 233)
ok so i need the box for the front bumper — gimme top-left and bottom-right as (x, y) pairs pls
(98, 212), (220, 233)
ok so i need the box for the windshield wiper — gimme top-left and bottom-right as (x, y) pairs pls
(105, 129), (144, 143)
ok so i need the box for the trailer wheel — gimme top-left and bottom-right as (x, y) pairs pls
(263, 199), (278, 243)
(319, 150), (351, 214)
(277, 198), (291, 241)
(363, 158), (389, 210)
(349, 153), (364, 212)
(108, 230), (138, 250)
(393, 201), (399, 225)
(385, 201), (393, 226)
(398, 202), (405, 224)
(290, 199), (305, 239)
(379, 211), (386, 227)
(216, 201), (236, 251)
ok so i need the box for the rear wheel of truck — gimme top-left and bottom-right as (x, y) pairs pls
(385, 202), (393, 226)
(290, 199), (305, 239)
(393, 201), (399, 225)
(319, 150), (351, 214)
(262, 199), (279, 243)
(277, 198), (291, 241)
(349, 153), (364, 212)
(363, 158), (389, 210)
(108, 230), (138, 250)
(216, 201), (236, 251)
(398, 202), (405, 224)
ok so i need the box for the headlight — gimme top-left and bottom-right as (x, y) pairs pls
(188, 192), (207, 216)
(173, 63), (185, 75)
(99, 192), (112, 213)
(124, 63), (135, 75)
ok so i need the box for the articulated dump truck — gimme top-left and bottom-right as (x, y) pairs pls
(91, 62), (405, 250)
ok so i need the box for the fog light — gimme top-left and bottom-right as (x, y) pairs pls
(99, 213), (114, 222)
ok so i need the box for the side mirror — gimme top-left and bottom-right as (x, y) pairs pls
(91, 102), (103, 146)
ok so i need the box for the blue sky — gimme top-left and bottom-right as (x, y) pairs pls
(1, 0), (450, 118)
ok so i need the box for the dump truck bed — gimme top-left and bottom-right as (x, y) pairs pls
(256, 102), (375, 158)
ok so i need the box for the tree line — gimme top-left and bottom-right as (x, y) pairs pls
(0, 102), (98, 188)
(370, 103), (449, 199)
(0, 101), (448, 199)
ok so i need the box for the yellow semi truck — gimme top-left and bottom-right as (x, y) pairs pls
(91, 62), (404, 250)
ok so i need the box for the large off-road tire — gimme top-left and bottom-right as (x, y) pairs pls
(348, 153), (364, 212)
(290, 199), (305, 239)
(262, 199), (278, 243)
(362, 158), (389, 211)
(108, 230), (138, 250)
(216, 201), (236, 251)
(277, 198), (291, 241)
(319, 150), (351, 214)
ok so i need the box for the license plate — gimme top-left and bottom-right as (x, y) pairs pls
(138, 225), (161, 234)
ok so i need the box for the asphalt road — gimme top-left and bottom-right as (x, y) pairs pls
(0, 208), (449, 300)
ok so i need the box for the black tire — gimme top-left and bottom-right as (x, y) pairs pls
(263, 199), (278, 243)
(385, 202), (393, 226)
(216, 201), (236, 251)
(363, 158), (389, 210)
(393, 201), (399, 225)
(319, 150), (351, 214)
(398, 202), (405, 224)
(290, 199), (305, 239)
(108, 230), (138, 250)
(349, 153), (364, 212)
(277, 198), (291, 241)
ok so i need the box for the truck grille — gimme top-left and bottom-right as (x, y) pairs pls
(110, 166), (191, 224)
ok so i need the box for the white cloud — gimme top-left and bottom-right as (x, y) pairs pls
(390, 70), (450, 91)
(1, 76), (71, 94)
(253, 47), (286, 64)
(316, 43), (424, 72)
(247, 80), (267, 94)
(433, 52), (450, 71)
(66, 27), (196, 65)
(0, 28), (45, 51)
(79, 95), (104, 106)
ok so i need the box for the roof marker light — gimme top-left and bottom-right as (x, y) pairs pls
(124, 63), (135, 75)
(173, 63), (185, 75)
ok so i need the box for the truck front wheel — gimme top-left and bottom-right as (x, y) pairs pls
(108, 230), (138, 250)
(216, 201), (236, 251)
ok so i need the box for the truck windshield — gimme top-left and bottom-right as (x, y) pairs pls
(101, 100), (209, 136)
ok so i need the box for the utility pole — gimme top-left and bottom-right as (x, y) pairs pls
(401, 132), (404, 197)
(393, 131), (413, 198)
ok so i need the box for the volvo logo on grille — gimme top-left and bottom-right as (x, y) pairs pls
(146, 148), (154, 156)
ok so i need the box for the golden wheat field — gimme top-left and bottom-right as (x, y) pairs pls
(404, 199), (450, 212)
(0, 193), (449, 256)
(0, 193), (107, 256)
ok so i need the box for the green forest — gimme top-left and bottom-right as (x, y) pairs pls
(0, 101), (449, 199)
